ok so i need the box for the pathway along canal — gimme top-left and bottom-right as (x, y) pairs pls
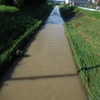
(0, 6), (87, 100)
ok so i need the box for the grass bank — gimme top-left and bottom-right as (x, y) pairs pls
(0, 4), (54, 74)
(60, 4), (100, 100)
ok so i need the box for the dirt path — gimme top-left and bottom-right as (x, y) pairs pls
(0, 6), (87, 100)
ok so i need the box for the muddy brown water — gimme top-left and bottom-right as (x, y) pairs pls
(0, 6), (87, 100)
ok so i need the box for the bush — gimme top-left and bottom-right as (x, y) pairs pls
(14, 0), (24, 7)
(97, 2), (100, 6)
(0, 0), (13, 5)
(16, 50), (23, 56)
(0, 4), (54, 74)
(0, 0), (5, 5)
(0, 5), (18, 13)
(0, 0), (48, 6)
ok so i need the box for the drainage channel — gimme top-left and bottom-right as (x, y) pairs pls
(0, 6), (87, 100)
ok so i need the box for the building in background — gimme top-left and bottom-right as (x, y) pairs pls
(65, 0), (89, 6)
(91, 0), (100, 4)
(73, 0), (88, 5)
(65, 0), (69, 4)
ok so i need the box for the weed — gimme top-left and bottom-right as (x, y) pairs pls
(0, 4), (54, 74)
(16, 50), (23, 56)
(60, 5), (100, 100)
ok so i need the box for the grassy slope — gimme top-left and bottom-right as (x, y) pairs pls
(0, 4), (54, 73)
(0, 4), (53, 55)
(60, 4), (100, 100)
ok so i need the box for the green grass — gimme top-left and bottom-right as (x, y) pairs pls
(0, 5), (19, 12)
(59, 4), (77, 21)
(59, 5), (100, 100)
(78, 8), (100, 19)
(0, 4), (54, 73)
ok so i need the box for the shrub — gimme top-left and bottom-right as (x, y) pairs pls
(0, 5), (18, 13)
(97, 2), (100, 6)
(14, 0), (24, 7)
(0, 4), (54, 74)
(16, 50), (23, 56)
(0, 0), (13, 5)
(0, 0), (5, 5)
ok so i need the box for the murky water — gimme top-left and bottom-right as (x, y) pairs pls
(0, 6), (87, 100)
(45, 6), (64, 24)
(0, 76), (86, 100)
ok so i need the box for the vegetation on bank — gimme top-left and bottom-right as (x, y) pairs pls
(0, 0), (48, 7)
(79, 8), (100, 19)
(0, 4), (54, 74)
(60, 4), (100, 100)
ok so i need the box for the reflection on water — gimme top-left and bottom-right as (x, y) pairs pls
(45, 6), (64, 24)
(0, 6), (87, 100)
(10, 24), (78, 78)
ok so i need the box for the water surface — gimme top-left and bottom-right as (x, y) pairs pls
(0, 6), (87, 100)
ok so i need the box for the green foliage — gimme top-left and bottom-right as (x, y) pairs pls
(0, 5), (18, 13)
(0, 4), (54, 74)
(77, 8), (100, 19)
(59, 4), (78, 21)
(97, 2), (100, 6)
(64, 11), (100, 100)
(60, 4), (100, 100)
(0, 0), (48, 6)
(14, 0), (24, 7)
(0, 0), (13, 5)
(16, 50), (23, 56)
(0, 0), (5, 5)
(64, 21), (100, 100)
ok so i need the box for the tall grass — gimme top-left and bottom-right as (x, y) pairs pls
(0, 0), (48, 6)
(78, 8), (100, 19)
(59, 4), (100, 100)
(0, 4), (54, 73)
(0, 5), (18, 12)
(59, 4), (77, 21)
(0, 0), (13, 5)
(64, 18), (100, 100)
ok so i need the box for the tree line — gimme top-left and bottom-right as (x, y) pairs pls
(0, 0), (47, 6)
